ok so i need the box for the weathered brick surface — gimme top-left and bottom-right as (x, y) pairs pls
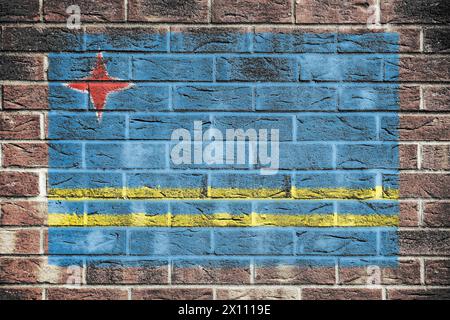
(0, 0), (449, 302)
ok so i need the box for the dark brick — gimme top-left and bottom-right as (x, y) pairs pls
(44, 0), (125, 22)
(424, 28), (450, 52)
(0, 114), (41, 140)
(2, 143), (48, 168)
(424, 202), (450, 227)
(0, 0), (40, 22)
(132, 288), (213, 300)
(128, 0), (208, 23)
(212, 0), (293, 23)
(297, 0), (376, 24)
(422, 145), (450, 170)
(399, 144), (418, 169)
(399, 56), (450, 82)
(399, 85), (420, 110)
(425, 260), (450, 285)
(46, 288), (128, 300)
(0, 172), (40, 197)
(400, 116), (450, 141)
(0, 288), (42, 300)
(423, 86), (450, 111)
(399, 230), (450, 255)
(2, 85), (49, 110)
(303, 288), (382, 300)
(400, 201), (419, 227)
(388, 288), (450, 300)
(400, 173), (450, 199)
(381, 0), (450, 24)
(0, 55), (45, 80)
(2, 27), (84, 52)
(0, 201), (47, 226)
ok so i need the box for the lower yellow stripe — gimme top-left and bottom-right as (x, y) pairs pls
(48, 213), (399, 227)
(48, 187), (399, 200)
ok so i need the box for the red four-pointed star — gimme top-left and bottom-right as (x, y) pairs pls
(67, 53), (131, 121)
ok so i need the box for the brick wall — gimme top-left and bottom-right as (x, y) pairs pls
(0, 0), (449, 300)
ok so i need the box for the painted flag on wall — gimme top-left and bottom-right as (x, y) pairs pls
(46, 29), (400, 271)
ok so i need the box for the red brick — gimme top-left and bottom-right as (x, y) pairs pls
(381, 0), (450, 24)
(425, 259), (450, 285)
(0, 172), (40, 197)
(44, 0), (125, 22)
(2, 143), (48, 168)
(302, 288), (382, 300)
(400, 116), (450, 141)
(0, 0), (40, 22)
(400, 173), (450, 199)
(0, 201), (47, 226)
(423, 86), (450, 111)
(339, 259), (421, 285)
(399, 144), (418, 169)
(399, 201), (419, 227)
(128, 0), (208, 23)
(399, 230), (450, 256)
(255, 265), (335, 284)
(422, 145), (450, 170)
(46, 288), (128, 300)
(387, 288), (450, 300)
(172, 263), (251, 284)
(86, 262), (168, 284)
(423, 201), (450, 227)
(399, 85), (420, 110)
(0, 287), (42, 300)
(0, 229), (40, 254)
(216, 288), (298, 300)
(212, 0), (292, 23)
(0, 114), (41, 140)
(2, 85), (49, 110)
(399, 56), (450, 82)
(132, 288), (213, 300)
(0, 55), (45, 81)
(296, 0), (376, 24)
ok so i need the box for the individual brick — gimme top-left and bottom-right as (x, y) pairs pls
(48, 143), (83, 169)
(339, 259), (421, 285)
(424, 28), (450, 52)
(399, 201), (419, 227)
(0, 172), (40, 197)
(212, 0), (293, 23)
(0, 114), (40, 140)
(399, 230), (450, 255)
(2, 85), (49, 110)
(338, 85), (400, 111)
(297, 115), (377, 141)
(0, 201), (47, 226)
(302, 288), (382, 300)
(423, 202), (450, 227)
(46, 288), (128, 300)
(44, 0), (125, 22)
(400, 116), (450, 141)
(398, 56), (450, 82)
(399, 144), (418, 169)
(216, 288), (298, 300)
(422, 145), (450, 170)
(400, 174), (450, 199)
(0, 55), (44, 80)
(296, 0), (377, 23)
(2, 143), (48, 168)
(423, 86), (450, 111)
(132, 288), (213, 300)
(381, 0), (450, 24)
(255, 259), (336, 284)
(337, 144), (398, 169)
(171, 27), (251, 53)
(128, 0), (208, 23)
(1, 27), (84, 51)
(425, 260), (450, 285)
(0, 288), (42, 300)
(399, 85), (420, 110)
(86, 259), (169, 284)
(216, 57), (297, 82)
(86, 27), (168, 52)
(387, 289), (450, 300)
(0, 0), (40, 22)
(172, 259), (251, 284)
(277, 144), (334, 170)
(0, 229), (40, 254)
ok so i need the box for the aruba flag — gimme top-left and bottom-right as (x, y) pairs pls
(46, 29), (400, 272)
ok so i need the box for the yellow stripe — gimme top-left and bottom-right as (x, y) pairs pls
(48, 187), (399, 200)
(48, 213), (399, 227)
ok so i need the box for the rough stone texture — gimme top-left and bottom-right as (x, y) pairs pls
(128, 0), (209, 23)
(0, 201), (47, 226)
(2, 143), (48, 168)
(423, 202), (450, 227)
(0, 0), (40, 22)
(422, 145), (450, 170)
(212, 0), (293, 23)
(216, 288), (298, 300)
(423, 86), (450, 111)
(387, 289), (450, 300)
(132, 288), (213, 300)
(302, 288), (382, 300)
(2, 85), (49, 110)
(44, 0), (125, 22)
(46, 288), (129, 300)
(381, 0), (450, 24)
